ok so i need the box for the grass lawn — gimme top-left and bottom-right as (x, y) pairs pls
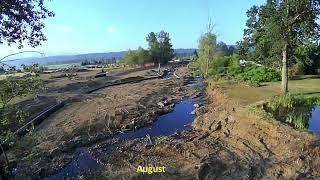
(210, 77), (320, 106)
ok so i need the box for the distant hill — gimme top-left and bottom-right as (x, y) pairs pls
(2, 47), (234, 67)
(3, 49), (198, 66)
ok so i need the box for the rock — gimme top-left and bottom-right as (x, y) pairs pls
(157, 102), (165, 107)
(209, 121), (222, 132)
(49, 148), (62, 157)
(157, 100), (169, 108)
(193, 103), (200, 108)
(193, 106), (208, 116)
(191, 92), (202, 99)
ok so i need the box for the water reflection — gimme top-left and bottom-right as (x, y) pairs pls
(309, 106), (320, 135)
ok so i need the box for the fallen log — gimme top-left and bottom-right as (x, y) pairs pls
(14, 101), (65, 136)
(86, 75), (161, 94)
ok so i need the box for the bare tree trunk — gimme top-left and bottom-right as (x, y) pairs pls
(281, 42), (288, 94)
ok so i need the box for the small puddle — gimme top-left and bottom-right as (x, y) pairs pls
(309, 106), (320, 135)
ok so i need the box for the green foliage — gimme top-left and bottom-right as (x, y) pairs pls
(146, 31), (174, 65)
(266, 94), (320, 129)
(81, 58), (117, 66)
(0, 76), (42, 108)
(3, 128), (42, 177)
(236, 64), (281, 83)
(22, 64), (48, 73)
(0, 0), (54, 48)
(0, 65), (43, 144)
(197, 31), (217, 77)
(204, 53), (280, 84)
(241, 0), (320, 93)
(292, 40), (320, 75)
(122, 47), (151, 65)
(208, 56), (230, 76)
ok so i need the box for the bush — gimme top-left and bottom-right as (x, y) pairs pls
(265, 94), (319, 129)
(289, 63), (305, 79)
(205, 55), (280, 84)
(236, 63), (281, 83)
(208, 56), (230, 76)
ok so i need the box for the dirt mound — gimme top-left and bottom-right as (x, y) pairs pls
(191, 89), (320, 179)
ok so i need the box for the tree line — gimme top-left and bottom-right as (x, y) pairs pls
(81, 58), (118, 66)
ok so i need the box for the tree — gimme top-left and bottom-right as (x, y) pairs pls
(242, 0), (320, 94)
(0, 1), (53, 178)
(146, 31), (174, 65)
(197, 23), (217, 77)
(0, 0), (54, 48)
(216, 42), (229, 56)
(157, 30), (175, 64)
(136, 47), (151, 65)
(122, 49), (138, 65)
(146, 32), (160, 64)
(293, 40), (320, 74)
(122, 47), (151, 66)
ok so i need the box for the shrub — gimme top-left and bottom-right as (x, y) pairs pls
(265, 94), (320, 129)
(236, 64), (281, 83)
(208, 56), (230, 76)
(289, 63), (305, 79)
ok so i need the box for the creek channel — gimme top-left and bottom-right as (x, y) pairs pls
(43, 78), (204, 180)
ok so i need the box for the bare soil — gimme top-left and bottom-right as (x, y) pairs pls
(18, 66), (198, 176)
(8, 66), (320, 179)
(78, 82), (320, 179)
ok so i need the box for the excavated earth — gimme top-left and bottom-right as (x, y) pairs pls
(75, 84), (320, 179)
(13, 66), (201, 177)
(9, 66), (320, 179)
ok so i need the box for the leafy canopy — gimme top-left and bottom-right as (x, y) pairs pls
(146, 31), (175, 65)
(239, 0), (320, 67)
(0, 0), (54, 48)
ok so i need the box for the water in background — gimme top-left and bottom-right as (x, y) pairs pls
(309, 106), (320, 135)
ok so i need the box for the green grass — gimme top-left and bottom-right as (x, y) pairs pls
(267, 78), (320, 97)
(210, 76), (320, 106)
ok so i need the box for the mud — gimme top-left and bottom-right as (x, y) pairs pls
(75, 87), (319, 179)
(9, 65), (320, 179)
(13, 66), (198, 177)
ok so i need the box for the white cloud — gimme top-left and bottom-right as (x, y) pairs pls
(106, 25), (117, 33)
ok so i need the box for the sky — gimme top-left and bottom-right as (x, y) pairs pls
(0, 0), (265, 58)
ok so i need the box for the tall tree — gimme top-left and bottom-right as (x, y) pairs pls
(146, 31), (174, 65)
(216, 42), (229, 56)
(197, 23), (217, 77)
(242, 0), (320, 94)
(0, 0), (54, 48)
(157, 30), (175, 64)
(146, 32), (160, 64)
